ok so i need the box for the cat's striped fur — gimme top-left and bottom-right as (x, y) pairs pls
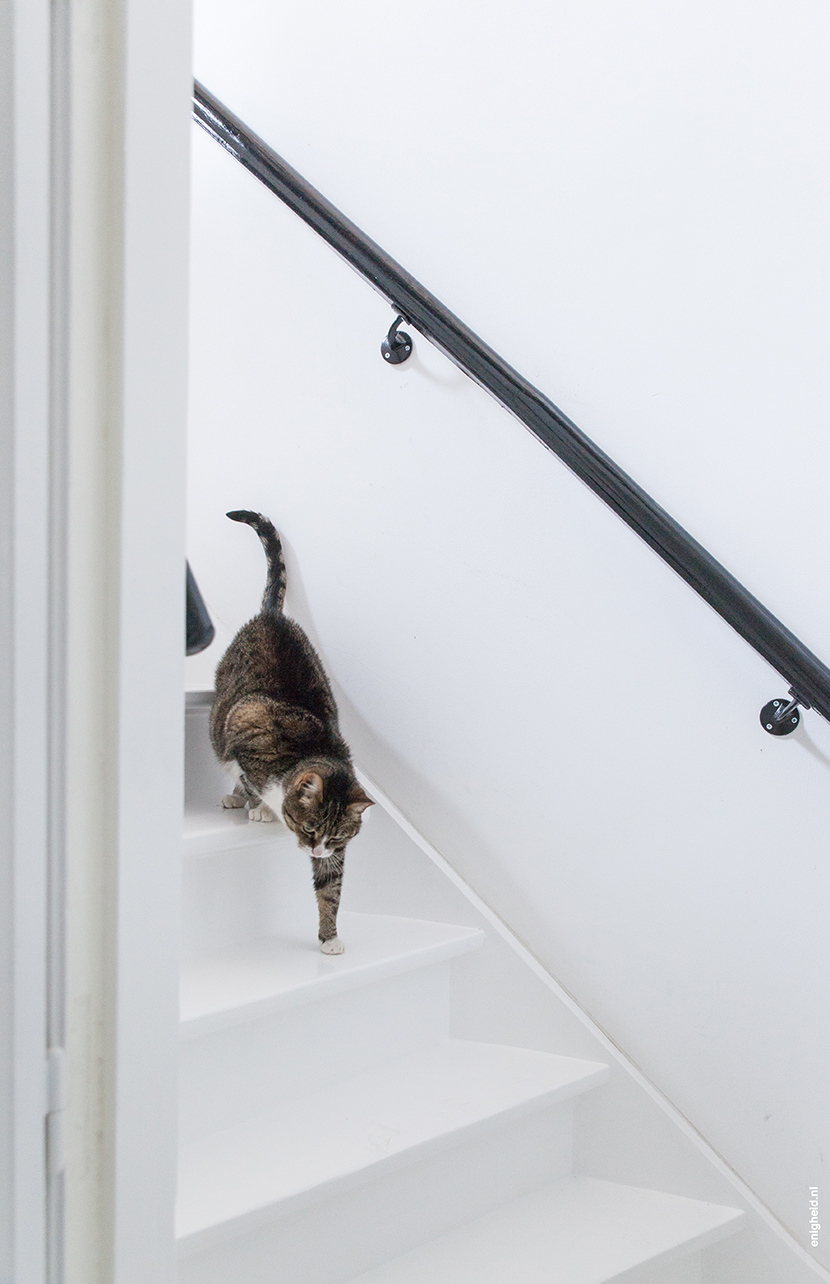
(210, 511), (372, 952)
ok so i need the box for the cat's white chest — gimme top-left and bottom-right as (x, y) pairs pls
(227, 760), (286, 824)
(260, 778), (286, 819)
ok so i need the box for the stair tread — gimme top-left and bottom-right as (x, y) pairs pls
(176, 1039), (609, 1251)
(180, 912), (484, 1038)
(184, 804), (297, 857)
(343, 1176), (744, 1284)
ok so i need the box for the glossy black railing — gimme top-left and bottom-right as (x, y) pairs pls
(193, 79), (830, 732)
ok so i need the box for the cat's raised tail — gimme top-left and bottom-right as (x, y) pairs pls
(226, 510), (287, 613)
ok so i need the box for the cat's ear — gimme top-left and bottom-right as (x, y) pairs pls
(347, 786), (374, 816)
(296, 771), (324, 806)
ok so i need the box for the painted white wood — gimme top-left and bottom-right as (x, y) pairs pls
(181, 912), (483, 1036)
(635, 1255), (702, 1284)
(103, 1), (193, 1278)
(179, 695), (796, 1284)
(182, 700), (819, 1283)
(358, 769), (830, 1282)
(176, 1040), (608, 1252)
(179, 964), (454, 1144)
(185, 806), (295, 856)
(59, 0), (191, 1276)
(185, 697), (233, 814)
(0, 0), (53, 1278)
(176, 701), (754, 1284)
(177, 1109), (577, 1284)
(340, 1178), (743, 1284)
(183, 839), (315, 959)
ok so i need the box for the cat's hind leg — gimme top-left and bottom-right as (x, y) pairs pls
(222, 769), (277, 820)
(312, 852), (345, 953)
(222, 781), (248, 809)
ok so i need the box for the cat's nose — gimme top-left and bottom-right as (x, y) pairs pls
(312, 844), (325, 858)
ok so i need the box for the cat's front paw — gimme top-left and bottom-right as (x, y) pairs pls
(221, 793), (246, 809)
(248, 803), (277, 822)
(320, 937), (345, 955)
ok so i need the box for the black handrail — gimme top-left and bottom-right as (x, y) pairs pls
(193, 79), (830, 726)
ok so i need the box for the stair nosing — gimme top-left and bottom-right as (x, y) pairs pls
(338, 1176), (745, 1284)
(183, 806), (297, 858)
(175, 1040), (610, 1255)
(180, 914), (485, 1039)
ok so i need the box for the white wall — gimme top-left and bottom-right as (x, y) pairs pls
(188, 0), (830, 1269)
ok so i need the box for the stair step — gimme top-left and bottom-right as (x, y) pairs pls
(180, 912), (484, 1038)
(341, 1176), (744, 1284)
(176, 1039), (609, 1254)
(184, 805), (295, 858)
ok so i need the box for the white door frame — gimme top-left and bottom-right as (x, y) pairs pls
(1, 0), (192, 1280)
(1, 2), (53, 1281)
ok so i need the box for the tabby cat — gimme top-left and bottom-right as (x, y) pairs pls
(210, 511), (373, 953)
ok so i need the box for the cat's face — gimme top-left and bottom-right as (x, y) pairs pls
(282, 770), (373, 858)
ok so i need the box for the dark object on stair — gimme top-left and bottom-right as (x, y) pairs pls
(186, 562), (215, 655)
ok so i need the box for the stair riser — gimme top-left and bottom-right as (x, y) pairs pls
(186, 700), (226, 811)
(180, 965), (452, 1144)
(183, 843), (320, 959)
(620, 1255), (702, 1284)
(178, 1104), (573, 1284)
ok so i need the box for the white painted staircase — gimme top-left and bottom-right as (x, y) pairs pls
(180, 694), (744, 1283)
